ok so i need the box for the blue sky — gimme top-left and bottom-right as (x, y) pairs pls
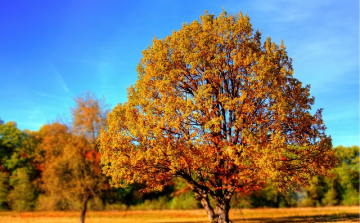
(0, 0), (358, 147)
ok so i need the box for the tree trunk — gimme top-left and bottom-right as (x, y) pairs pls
(194, 191), (217, 222)
(214, 198), (231, 223)
(79, 196), (89, 223)
(194, 187), (234, 223)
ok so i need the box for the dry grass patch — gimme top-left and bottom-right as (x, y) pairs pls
(230, 206), (359, 222)
(0, 206), (358, 223)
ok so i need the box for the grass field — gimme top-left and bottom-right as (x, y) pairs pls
(0, 206), (358, 223)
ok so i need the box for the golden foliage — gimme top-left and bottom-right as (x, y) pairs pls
(39, 92), (109, 212)
(72, 91), (109, 144)
(100, 10), (336, 204)
(39, 123), (100, 201)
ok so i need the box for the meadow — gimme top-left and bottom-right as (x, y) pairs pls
(0, 206), (358, 223)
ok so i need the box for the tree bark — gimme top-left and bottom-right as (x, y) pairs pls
(194, 190), (217, 222)
(214, 198), (231, 223)
(79, 195), (89, 223)
(194, 187), (235, 223)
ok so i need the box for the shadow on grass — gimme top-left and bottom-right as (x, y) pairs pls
(159, 213), (359, 223)
(231, 213), (360, 222)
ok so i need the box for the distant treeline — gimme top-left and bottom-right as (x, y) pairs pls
(0, 93), (358, 211)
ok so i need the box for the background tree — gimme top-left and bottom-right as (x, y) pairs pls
(100, 11), (337, 223)
(0, 171), (9, 210)
(38, 123), (77, 210)
(299, 176), (326, 207)
(39, 92), (109, 223)
(71, 91), (109, 223)
(0, 121), (40, 211)
(334, 145), (359, 205)
(8, 167), (36, 211)
(0, 121), (23, 209)
(72, 91), (108, 145)
(0, 121), (24, 170)
(322, 146), (358, 206)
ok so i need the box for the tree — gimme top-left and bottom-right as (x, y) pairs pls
(72, 91), (108, 145)
(39, 123), (78, 210)
(299, 176), (326, 207)
(332, 146), (359, 205)
(8, 168), (36, 211)
(40, 92), (109, 223)
(0, 121), (24, 169)
(0, 121), (40, 210)
(0, 121), (23, 209)
(99, 11), (337, 223)
(71, 91), (109, 223)
(0, 171), (9, 210)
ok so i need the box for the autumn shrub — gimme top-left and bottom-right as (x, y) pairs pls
(334, 146), (359, 206)
(342, 189), (359, 205)
(104, 202), (128, 211)
(88, 196), (105, 211)
(129, 196), (171, 210)
(322, 177), (341, 206)
(168, 192), (201, 209)
(8, 168), (36, 211)
(0, 171), (9, 210)
(230, 193), (252, 209)
(299, 146), (359, 207)
(167, 178), (201, 209)
(36, 194), (80, 211)
(249, 184), (290, 208)
(35, 194), (55, 211)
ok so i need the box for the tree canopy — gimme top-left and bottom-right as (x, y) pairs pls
(100, 11), (336, 223)
(39, 92), (109, 223)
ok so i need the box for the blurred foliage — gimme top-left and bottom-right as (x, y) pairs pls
(0, 171), (9, 210)
(8, 168), (36, 211)
(0, 113), (358, 211)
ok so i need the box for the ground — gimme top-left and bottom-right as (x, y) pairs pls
(0, 206), (358, 223)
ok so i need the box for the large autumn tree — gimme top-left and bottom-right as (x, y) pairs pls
(100, 11), (337, 223)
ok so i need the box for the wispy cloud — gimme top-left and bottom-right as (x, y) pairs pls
(97, 60), (113, 89)
(46, 60), (71, 93)
(249, 0), (336, 23)
(244, 0), (359, 95)
(10, 96), (72, 131)
(34, 91), (71, 101)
